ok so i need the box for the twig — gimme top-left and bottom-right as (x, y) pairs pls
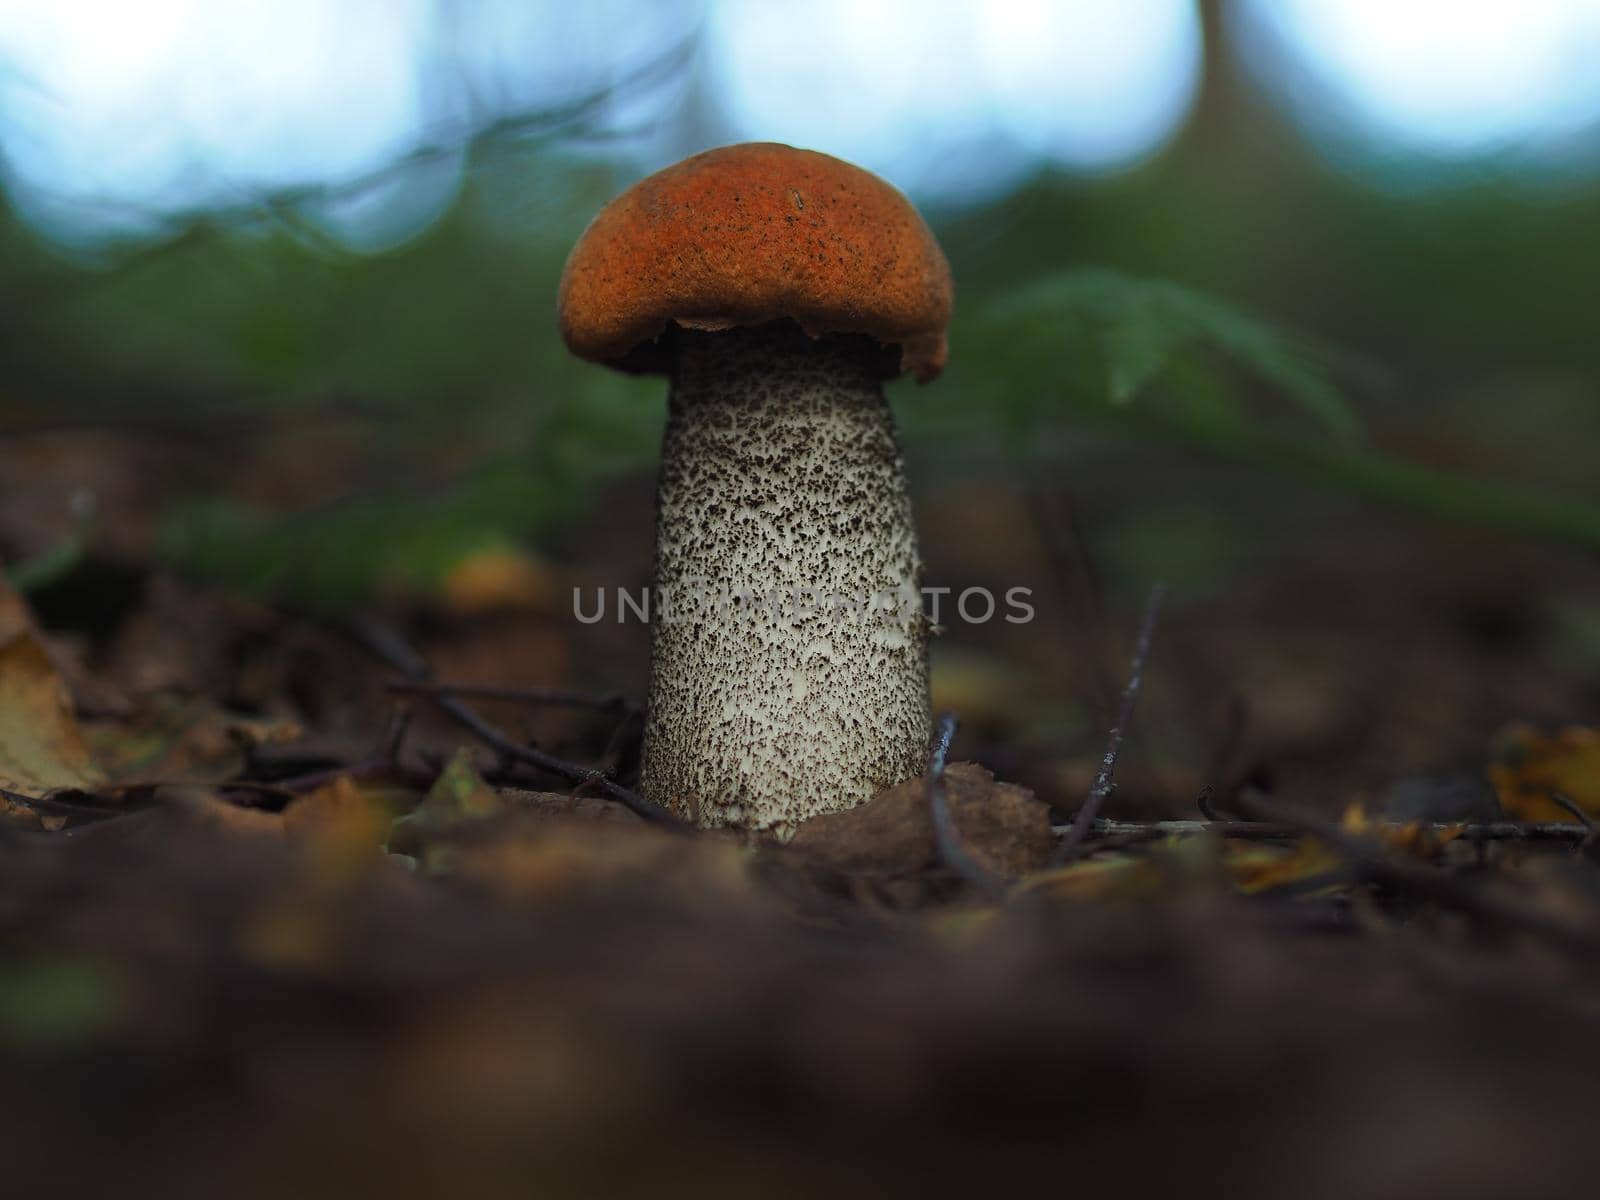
(1232, 790), (1600, 957)
(381, 701), (414, 764)
(1550, 793), (1592, 828)
(221, 757), (433, 802)
(925, 713), (1009, 899)
(342, 618), (681, 827)
(1072, 817), (1598, 845)
(385, 679), (638, 714)
(2, 784), (106, 812)
(1051, 584), (1167, 866)
(1076, 818), (1299, 844)
(0, 783), (150, 829)
(1544, 794), (1600, 860)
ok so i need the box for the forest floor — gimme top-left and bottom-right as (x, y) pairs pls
(2, 423), (1600, 1198)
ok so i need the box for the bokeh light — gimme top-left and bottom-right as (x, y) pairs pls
(7, 0), (1600, 249)
(976, 0), (1202, 171)
(705, 0), (1201, 200)
(1240, 0), (1600, 162)
(0, 0), (436, 243)
(0, 0), (1207, 243)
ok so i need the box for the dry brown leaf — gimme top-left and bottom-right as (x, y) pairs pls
(200, 777), (415, 972)
(789, 762), (1053, 877)
(168, 789), (287, 838)
(0, 791), (46, 830)
(0, 575), (34, 641)
(442, 817), (750, 909)
(0, 576), (104, 795)
(282, 775), (409, 853)
(85, 695), (300, 785)
(498, 789), (642, 824)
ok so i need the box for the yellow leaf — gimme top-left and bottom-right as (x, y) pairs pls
(283, 775), (412, 880)
(438, 544), (557, 615)
(1489, 723), (1600, 821)
(1340, 801), (1462, 857)
(1224, 839), (1343, 895)
(1017, 854), (1164, 902)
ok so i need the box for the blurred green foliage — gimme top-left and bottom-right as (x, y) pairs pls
(969, 268), (1360, 437)
(4, 58), (1600, 605)
(0, 956), (119, 1048)
(956, 269), (1600, 552)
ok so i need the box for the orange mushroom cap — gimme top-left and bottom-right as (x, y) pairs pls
(557, 143), (953, 383)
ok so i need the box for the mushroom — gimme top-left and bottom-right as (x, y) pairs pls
(558, 142), (953, 837)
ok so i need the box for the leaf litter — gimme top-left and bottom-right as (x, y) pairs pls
(2, 550), (1600, 1195)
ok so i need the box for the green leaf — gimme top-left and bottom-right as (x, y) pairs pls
(980, 268), (1363, 441)
(967, 268), (1600, 554)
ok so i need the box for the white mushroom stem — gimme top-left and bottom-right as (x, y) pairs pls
(640, 322), (931, 837)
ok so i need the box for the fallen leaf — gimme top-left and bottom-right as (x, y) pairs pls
(421, 748), (502, 819)
(498, 789), (641, 824)
(1016, 854), (1166, 902)
(442, 816), (749, 909)
(0, 791), (46, 830)
(438, 544), (559, 615)
(168, 789), (286, 838)
(1224, 839), (1344, 895)
(84, 695), (300, 785)
(1019, 833), (1225, 903)
(1340, 801), (1462, 857)
(1489, 723), (1600, 821)
(0, 575), (104, 795)
(283, 775), (409, 849)
(789, 762), (1053, 877)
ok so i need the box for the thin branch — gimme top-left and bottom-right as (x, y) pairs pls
(342, 618), (681, 827)
(925, 713), (1010, 899)
(1073, 817), (1598, 846)
(1232, 790), (1600, 957)
(385, 679), (637, 714)
(220, 757), (435, 803)
(1550, 793), (1592, 828)
(381, 701), (414, 764)
(1051, 583), (1167, 866)
(0, 783), (149, 828)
